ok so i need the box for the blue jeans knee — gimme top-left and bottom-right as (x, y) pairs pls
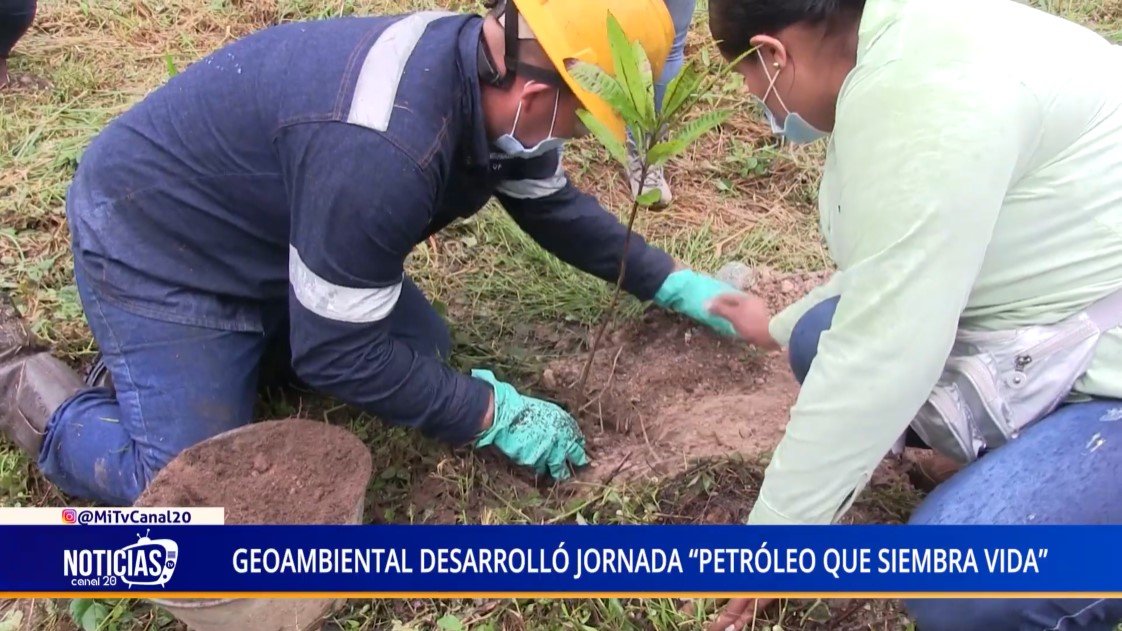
(906, 596), (1122, 631)
(788, 296), (840, 384)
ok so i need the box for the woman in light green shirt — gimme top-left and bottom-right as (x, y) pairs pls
(703, 0), (1122, 628)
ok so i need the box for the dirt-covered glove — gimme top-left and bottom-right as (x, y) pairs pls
(653, 269), (740, 337)
(471, 369), (589, 480)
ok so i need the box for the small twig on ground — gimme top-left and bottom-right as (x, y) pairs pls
(598, 450), (633, 487)
(427, 235), (440, 269)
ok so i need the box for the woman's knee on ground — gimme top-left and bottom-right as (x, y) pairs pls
(788, 296), (840, 384)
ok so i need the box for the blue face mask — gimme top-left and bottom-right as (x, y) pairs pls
(757, 52), (828, 145)
(494, 86), (564, 159)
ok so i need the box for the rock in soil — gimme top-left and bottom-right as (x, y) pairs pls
(134, 418), (373, 525)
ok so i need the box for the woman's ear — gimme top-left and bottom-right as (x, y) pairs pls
(749, 34), (788, 69)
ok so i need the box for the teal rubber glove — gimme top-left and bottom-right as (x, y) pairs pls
(471, 369), (589, 480)
(653, 269), (740, 337)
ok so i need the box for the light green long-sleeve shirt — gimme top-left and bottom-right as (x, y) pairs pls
(751, 0), (1122, 524)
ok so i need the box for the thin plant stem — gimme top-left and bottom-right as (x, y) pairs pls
(575, 125), (662, 401)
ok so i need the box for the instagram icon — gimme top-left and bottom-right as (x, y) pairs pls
(61, 509), (77, 524)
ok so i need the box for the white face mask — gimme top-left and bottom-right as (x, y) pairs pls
(493, 85), (564, 159)
(756, 51), (828, 145)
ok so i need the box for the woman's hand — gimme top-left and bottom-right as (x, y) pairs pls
(707, 293), (780, 351)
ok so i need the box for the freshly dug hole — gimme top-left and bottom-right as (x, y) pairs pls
(539, 268), (830, 483)
(135, 418), (372, 525)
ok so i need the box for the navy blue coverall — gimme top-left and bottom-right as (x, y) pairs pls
(46, 12), (675, 504)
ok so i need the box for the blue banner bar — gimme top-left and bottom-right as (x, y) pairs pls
(3, 525), (1120, 595)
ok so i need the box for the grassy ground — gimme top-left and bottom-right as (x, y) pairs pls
(2, 0), (1121, 629)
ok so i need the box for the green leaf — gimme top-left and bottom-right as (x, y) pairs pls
(437, 614), (465, 631)
(69, 599), (109, 631)
(605, 13), (654, 128)
(567, 62), (642, 127)
(646, 140), (676, 167)
(659, 61), (705, 123)
(576, 109), (628, 167)
(69, 600), (92, 625)
(648, 110), (731, 164)
(608, 598), (626, 617)
(635, 188), (661, 207)
(631, 38), (655, 110)
(164, 53), (178, 78)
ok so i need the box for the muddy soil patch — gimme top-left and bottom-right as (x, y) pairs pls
(135, 418), (372, 524)
(540, 268), (832, 484)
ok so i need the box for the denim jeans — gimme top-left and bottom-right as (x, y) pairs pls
(654, 0), (695, 111)
(38, 262), (449, 505)
(789, 296), (1122, 630)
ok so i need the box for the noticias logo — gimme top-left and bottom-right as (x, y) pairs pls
(63, 530), (179, 588)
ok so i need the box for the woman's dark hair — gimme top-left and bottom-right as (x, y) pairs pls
(709, 0), (866, 59)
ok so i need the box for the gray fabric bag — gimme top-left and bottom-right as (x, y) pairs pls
(906, 288), (1122, 463)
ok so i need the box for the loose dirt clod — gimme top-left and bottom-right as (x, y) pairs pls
(135, 419), (373, 525)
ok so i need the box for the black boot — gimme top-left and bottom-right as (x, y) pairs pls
(86, 351), (113, 391)
(0, 292), (83, 456)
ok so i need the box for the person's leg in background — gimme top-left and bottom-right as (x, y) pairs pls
(0, 0), (37, 89)
(626, 0), (696, 208)
(37, 262), (272, 505)
(904, 399), (1122, 631)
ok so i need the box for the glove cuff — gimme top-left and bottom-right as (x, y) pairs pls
(653, 269), (693, 310)
(653, 269), (739, 337)
(470, 369), (515, 447)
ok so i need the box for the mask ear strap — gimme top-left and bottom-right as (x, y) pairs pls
(758, 49), (791, 118)
(511, 95), (524, 133)
(547, 89), (559, 138)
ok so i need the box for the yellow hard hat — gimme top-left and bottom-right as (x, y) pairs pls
(504, 0), (675, 141)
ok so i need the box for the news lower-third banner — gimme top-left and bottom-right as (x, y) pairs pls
(1, 522), (1120, 597)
